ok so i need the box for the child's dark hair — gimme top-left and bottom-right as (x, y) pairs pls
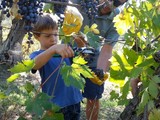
(32, 14), (58, 36)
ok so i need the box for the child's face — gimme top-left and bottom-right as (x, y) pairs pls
(36, 28), (59, 50)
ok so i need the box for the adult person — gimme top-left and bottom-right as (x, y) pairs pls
(30, 14), (82, 120)
(71, 0), (128, 120)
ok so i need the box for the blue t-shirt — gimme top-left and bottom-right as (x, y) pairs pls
(30, 50), (82, 108)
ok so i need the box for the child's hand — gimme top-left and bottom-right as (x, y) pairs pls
(73, 34), (88, 47)
(52, 44), (74, 58)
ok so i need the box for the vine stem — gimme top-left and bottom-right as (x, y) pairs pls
(36, 58), (64, 94)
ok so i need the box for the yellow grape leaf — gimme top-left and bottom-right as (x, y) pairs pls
(7, 73), (20, 83)
(113, 9), (134, 35)
(72, 56), (87, 65)
(145, 1), (153, 11)
(0, 92), (7, 99)
(91, 23), (100, 34)
(91, 23), (97, 29)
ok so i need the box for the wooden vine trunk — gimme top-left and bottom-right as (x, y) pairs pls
(0, 18), (26, 65)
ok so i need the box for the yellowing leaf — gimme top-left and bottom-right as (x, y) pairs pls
(72, 56), (87, 65)
(9, 59), (35, 73)
(145, 1), (153, 11)
(0, 92), (7, 99)
(7, 73), (20, 83)
(113, 9), (134, 35)
(84, 25), (90, 34)
(91, 23), (98, 29)
(92, 29), (100, 34)
(91, 23), (99, 34)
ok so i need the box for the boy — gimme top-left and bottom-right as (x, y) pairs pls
(30, 14), (82, 120)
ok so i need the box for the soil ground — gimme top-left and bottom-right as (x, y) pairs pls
(0, 65), (124, 120)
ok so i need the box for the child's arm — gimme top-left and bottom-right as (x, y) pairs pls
(33, 44), (74, 70)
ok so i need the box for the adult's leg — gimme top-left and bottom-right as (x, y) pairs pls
(86, 99), (99, 120)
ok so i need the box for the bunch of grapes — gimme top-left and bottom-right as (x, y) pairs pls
(0, 0), (45, 41)
(80, 0), (99, 20)
(94, 69), (104, 80)
(53, 0), (68, 26)
(0, 0), (13, 17)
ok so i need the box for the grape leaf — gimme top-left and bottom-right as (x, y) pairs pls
(9, 59), (35, 73)
(7, 73), (20, 83)
(86, 32), (101, 48)
(123, 48), (139, 66)
(72, 56), (87, 65)
(26, 93), (58, 117)
(148, 108), (160, 120)
(91, 23), (100, 34)
(148, 81), (158, 99)
(113, 8), (134, 35)
(0, 92), (7, 99)
(24, 81), (34, 93)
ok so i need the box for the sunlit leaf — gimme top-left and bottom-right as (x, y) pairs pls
(0, 92), (7, 99)
(7, 73), (20, 82)
(113, 9), (134, 35)
(9, 60), (35, 73)
(60, 63), (85, 89)
(83, 25), (90, 34)
(72, 56), (87, 65)
(123, 48), (139, 66)
(91, 23), (99, 34)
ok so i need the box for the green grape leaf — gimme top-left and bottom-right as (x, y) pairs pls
(129, 67), (142, 78)
(26, 93), (55, 117)
(0, 92), (7, 99)
(9, 60), (35, 73)
(148, 100), (155, 112)
(24, 81), (34, 93)
(148, 81), (158, 98)
(137, 90), (150, 115)
(60, 63), (85, 90)
(83, 25), (90, 34)
(153, 14), (160, 28)
(109, 90), (119, 100)
(86, 32), (101, 48)
(152, 75), (160, 83)
(7, 73), (20, 83)
(123, 48), (139, 66)
(149, 109), (160, 120)
(120, 80), (130, 99)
